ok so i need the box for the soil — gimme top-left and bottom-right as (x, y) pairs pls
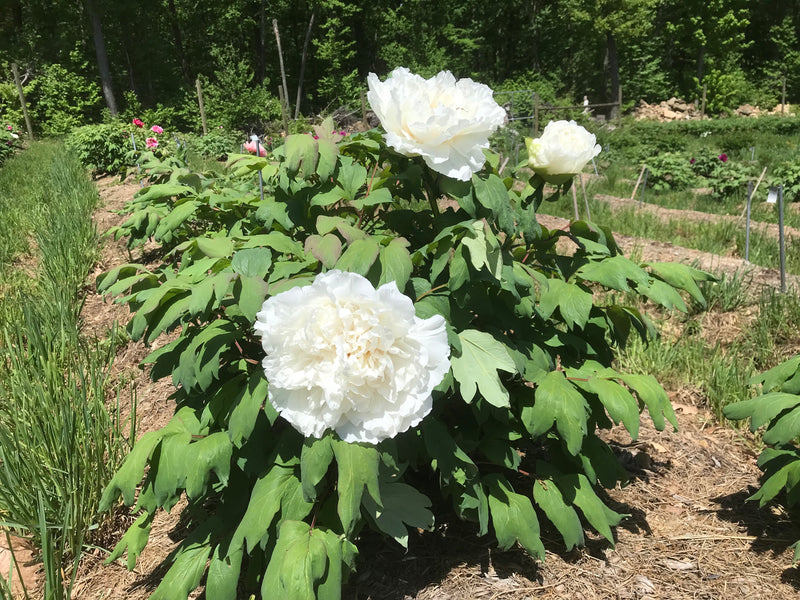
(54, 181), (800, 599)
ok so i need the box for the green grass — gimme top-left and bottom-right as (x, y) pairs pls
(0, 141), (133, 599)
(542, 191), (800, 275)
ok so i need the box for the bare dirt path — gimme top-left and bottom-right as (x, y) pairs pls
(70, 179), (800, 600)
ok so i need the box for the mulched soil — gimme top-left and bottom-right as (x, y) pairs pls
(63, 179), (800, 599)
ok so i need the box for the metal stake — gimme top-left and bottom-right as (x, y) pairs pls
(252, 135), (264, 201)
(779, 185), (786, 293)
(745, 180), (753, 262)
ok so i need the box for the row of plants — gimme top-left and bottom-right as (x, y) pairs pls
(94, 68), (710, 599)
(0, 141), (132, 599)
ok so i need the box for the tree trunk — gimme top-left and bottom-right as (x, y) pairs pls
(84, 0), (118, 116)
(166, 0), (192, 86)
(606, 30), (620, 119)
(256, 0), (266, 83)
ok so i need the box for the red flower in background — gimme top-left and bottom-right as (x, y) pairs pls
(132, 118), (144, 128)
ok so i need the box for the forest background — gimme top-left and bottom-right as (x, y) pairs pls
(1, 0), (799, 136)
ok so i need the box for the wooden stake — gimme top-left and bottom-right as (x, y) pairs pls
(630, 164), (647, 200)
(11, 63), (34, 140)
(278, 85), (289, 134)
(195, 77), (207, 135)
(294, 11), (314, 119)
(360, 89), (367, 125)
(273, 19), (290, 120)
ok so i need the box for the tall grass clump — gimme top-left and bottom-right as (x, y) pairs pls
(0, 141), (132, 599)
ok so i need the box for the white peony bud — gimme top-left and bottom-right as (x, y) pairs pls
(526, 120), (601, 184)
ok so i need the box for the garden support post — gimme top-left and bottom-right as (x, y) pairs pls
(571, 181), (580, 220)
(639, 169), (648, 205)
(253, 136), (265, 202)
(745, 180), (753, 262)
(11, 63), (34, 140)
(361, 90), (368, 125)
(631, 164), (646, 201)
(580, 174), (591, 221)
(195, 77), (208, 136)
(278, 85), (290, 134)
(273, 19), (291, 120)
(778, 185), (786, 293)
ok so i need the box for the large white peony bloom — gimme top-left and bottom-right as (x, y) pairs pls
(367, 67), (506, 181)
(254, 270), (451, 444)
(525, 120), (601, 185)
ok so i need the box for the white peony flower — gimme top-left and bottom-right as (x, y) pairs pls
(525, 120), (601, 184)
(254, 270), (451, 444)
(367, 67), (506, 181)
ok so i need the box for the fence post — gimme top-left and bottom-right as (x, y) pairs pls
(616, 84), (622, 123)
(11, 63), (34, 140)
(195, 77), (208, 135)
(278, 85), (290, 134)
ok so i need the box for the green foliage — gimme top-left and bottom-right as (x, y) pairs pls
(65, 122), (133, 176)
(769, 162), (800, 202)
(0, 124), (23, 166)
(185, 128), (242, 161)
(96, 116), (704, 599)
(200, 47), (282, 132)
(645, 152), (695, 191)
(27, 63), (102, 135)
(724, 356), (800, 562)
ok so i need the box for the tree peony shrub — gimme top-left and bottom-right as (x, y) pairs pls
(98, 70), (707, 600)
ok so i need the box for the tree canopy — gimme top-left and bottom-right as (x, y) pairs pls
(1, 0), (799, 133)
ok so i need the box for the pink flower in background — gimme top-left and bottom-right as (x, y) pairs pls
(150, 125), (163, 134)
(145, 137), (158, 149)
(5, 125), (11, 131)
(244, 140), (267, 157)
(718, 153), (728, 162)
(132, 118), (144, 128)
(690, 158), (696, 164)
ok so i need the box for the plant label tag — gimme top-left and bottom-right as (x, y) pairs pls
(767, 187), (778, 204)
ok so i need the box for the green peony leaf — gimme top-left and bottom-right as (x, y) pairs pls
(261, 521), (341, 600)
(619, 373), (678, 431)
(362, 481), (434, 548)
(484, 474), (545, 560)
(231, 247), (272, 279)
(284, 133), (319, 178)
(233, 462), (312, 554)
(522, 370), (588, 455)
(533, 477), (584, 551)
(558, 473), (626, 545)
(206, 544), (243, 600)
(332, 440), (382, 536)
(537, 278), (593, 329)
(334, 237), (381, 276)
(300, 435), (334, 502)
(105, 511), (153, 570)
(150, 524), (214, 600)
(305, 233), (343, 269)
(574, 375), (640, 439)
(378, 237), (412, 290)
(451, 329), (516, 407)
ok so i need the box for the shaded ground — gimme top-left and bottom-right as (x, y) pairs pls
(67, 178), (800, 599)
